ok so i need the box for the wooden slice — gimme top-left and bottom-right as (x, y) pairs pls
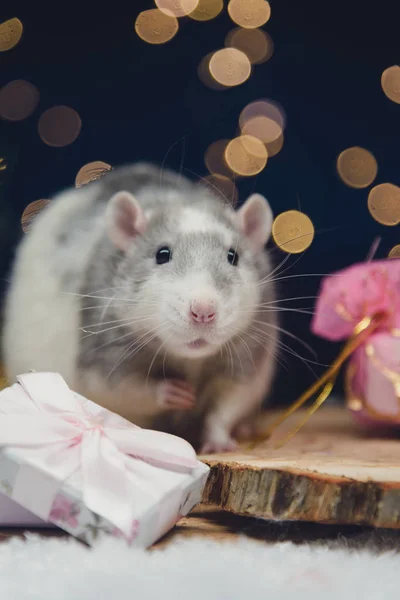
(200, 407), (400, 529)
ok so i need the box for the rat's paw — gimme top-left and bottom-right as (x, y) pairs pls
(200, 427), (237, 454)
(156, 379), (195, 411)
(233, 421), (257, 441)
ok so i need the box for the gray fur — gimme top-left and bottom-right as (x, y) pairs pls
(3, 162), (278, 449)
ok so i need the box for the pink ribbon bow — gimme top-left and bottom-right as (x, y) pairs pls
(0, 372), (198, 535)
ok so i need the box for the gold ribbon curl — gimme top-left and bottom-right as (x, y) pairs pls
(249, 312), (385, 450)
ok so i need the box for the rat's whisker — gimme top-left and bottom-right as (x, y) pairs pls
(252, 319), (318, 359)
(242, 330), (287, 372)
(145, 329), (173, 389)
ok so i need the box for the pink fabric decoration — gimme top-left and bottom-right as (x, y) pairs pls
(312, 259), (400, 426)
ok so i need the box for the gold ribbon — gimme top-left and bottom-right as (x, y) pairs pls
(248, 312), (385, 450)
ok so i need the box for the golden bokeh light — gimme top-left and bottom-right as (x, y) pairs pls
(388, 245), (400, 259)
(272, 210), (315, 254)
(201, 174), (239, 206)
(0, 17), (23, 52)
(198, 53), (227, 90)
(204, 139), (235, 178)
(135, 9), (178, 44)
(21, 200), (51, 233)
(188, 0), (223, 21)
(0, 80), (39, 121)
(239, 99), (286, 131)
(225, 27), (274, 65)
(336, 146), (378, 189)
(381, 66), (400, 105)
(75, 161), (113, 188)
(241, 115), (282, 145)
(155, 0), (199, 18)
(227, 0), (271, 29)
(38, 106), (82, 148)
(225, 135), (268, 176)
(368, 183), (400, 226)
(265, 131), (284, 158)
(209, 48), (251, 87)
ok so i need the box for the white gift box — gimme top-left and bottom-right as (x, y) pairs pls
(0, 372), (209, 547)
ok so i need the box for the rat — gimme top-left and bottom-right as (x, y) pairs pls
(2, 163), (278, 453)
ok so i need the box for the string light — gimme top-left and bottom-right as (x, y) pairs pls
(0, 18), (23, 52)
(21, 200), (51, 233)
(200, 174), (239, 206)
(272, 210), (315, 254)
(225, 27), (274, 65)
(225, 135), (268, 176)
(388, 245), (400, 259)
(0, 80), (39, 121)
(209, 48), (251, 87)
(381, 66), (400, 104)
(155, 0), (199, 18)
(368, 183), (400, 226)
(38, 106), (82, 148)
(204, 139), (235, 178)
(336, 147), (378, 189)
(188, 0), (223, 21)
(135, 9), (178, 44)
(75, 162), (112, 188)
(227, 0), (271, 29)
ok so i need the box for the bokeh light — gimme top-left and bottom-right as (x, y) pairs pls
(0, 17), (23, 52)
(225, 135), (268, 176)
(75, 161), (113, 188)
(368, 183), (400, 226)
(265, 131), (284, 158)
(204, 139), (235, 178)
(388, 245), (400, 259)
(272, 210), (315, 254)
(198, 53), (226, 90)
(155, 0), (199, 18)
(225, 27), (274, 65)
(188, 0), (223, 21)
(209, 48), (251, 87)
(381, 66), (400, 105)
(228, 0), (271, 29)
(239, 99), (285, 131)
(21, 200), (51, 233)
(0, 80), (39, 121)
(38, 106), (82, 148)
(200, 174), (239, 206)
(135, 9), (178, 44)
(336, 146), (378, 189)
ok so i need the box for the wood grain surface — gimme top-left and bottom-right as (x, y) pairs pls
(200, 407), (400, 529)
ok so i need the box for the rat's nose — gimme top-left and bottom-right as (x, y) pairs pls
(190, 299), (216, 324)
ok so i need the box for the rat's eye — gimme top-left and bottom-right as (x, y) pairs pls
(156, 246), (172, 265)
(227, 248), (239, 266)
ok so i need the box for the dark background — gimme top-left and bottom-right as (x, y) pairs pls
(0, 0), (399, 405)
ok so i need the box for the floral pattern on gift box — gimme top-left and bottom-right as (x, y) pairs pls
(112, 519), (140, 544)
(49, 494), (80, 528)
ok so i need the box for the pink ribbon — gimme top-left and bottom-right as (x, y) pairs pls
(0, 372), (198, 536)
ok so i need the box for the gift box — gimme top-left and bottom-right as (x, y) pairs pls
(0, 372), (210, 547)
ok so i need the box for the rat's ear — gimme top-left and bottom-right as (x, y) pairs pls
(105, 191), (147, 252)
(237, 193), (273, 251)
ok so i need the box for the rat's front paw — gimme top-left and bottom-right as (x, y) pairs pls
(200, 426), (237, 455)
(156, 379), (195, 411)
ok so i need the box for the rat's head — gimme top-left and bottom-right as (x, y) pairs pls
(105, 187), (274, 359)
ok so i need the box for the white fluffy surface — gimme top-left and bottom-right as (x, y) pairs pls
(0, 534), (399, 599)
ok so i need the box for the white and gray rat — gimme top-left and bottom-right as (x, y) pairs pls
(2, 163), (278, 453)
